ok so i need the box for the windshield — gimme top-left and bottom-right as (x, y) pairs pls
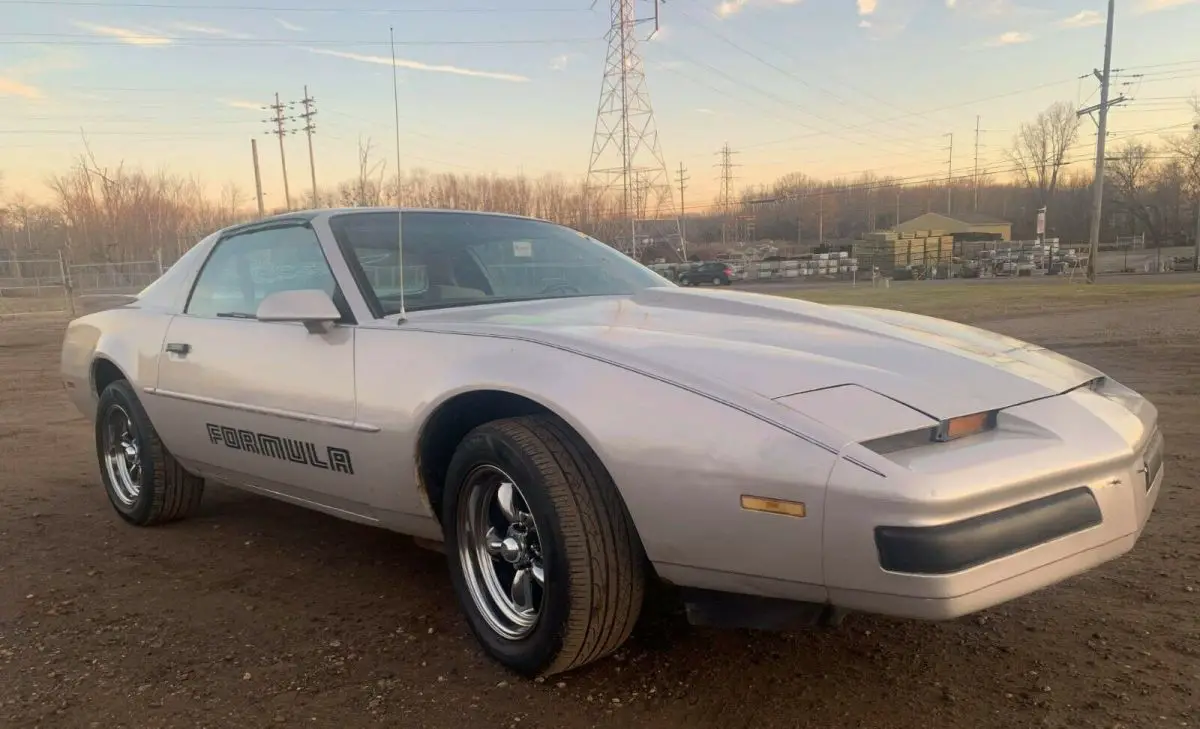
(328, 210), (673, 314)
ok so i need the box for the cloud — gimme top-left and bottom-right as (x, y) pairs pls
(550, 54), (570, 71)
(985, 30), (1032, 46)
(275, 18), (305, 32)
(949, 0), (1047, 17)
(1059, 10), (1103, 27)
(170, 21), (252, 39)
(695, 108), (716, 114)
(715, 0), (799, 17)
(857, 0), (878, 14)
(221, 98), (263, 111)
(0, 76), (41, 99)
(72, 22), (171, 46)
(306, 47), (529, 82)
(1135, 0), (1198, 13)
(4, 48), (81, 77)
(717, 0), (749, 16)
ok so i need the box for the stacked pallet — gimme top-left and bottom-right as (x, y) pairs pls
(858, 231), (955, 273)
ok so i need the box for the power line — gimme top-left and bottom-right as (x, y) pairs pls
(0, 34), (598, 46)
(673, 3), (939, 144)
(737, 77), (1080, 152)
(0, 0), (588, 12)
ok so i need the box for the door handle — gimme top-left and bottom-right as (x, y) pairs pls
(165, 342), (191, 356)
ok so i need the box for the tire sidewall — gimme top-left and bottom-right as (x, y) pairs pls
(95, 381), (160, 525)
(442, 427), (573, 677)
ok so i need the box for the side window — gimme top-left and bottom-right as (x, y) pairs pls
(185, 225), (339, 319)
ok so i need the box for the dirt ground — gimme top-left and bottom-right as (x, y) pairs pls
(2, 282), (1198, 729)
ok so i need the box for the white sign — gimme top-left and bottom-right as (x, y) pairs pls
(1036, 209), (1046, 236)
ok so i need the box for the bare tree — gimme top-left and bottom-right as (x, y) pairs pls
(1006, 100), (1082, 209)
(339, 137), (388, 208)
(1107, 141), (1167, 246)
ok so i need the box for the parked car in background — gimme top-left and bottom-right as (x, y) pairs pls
(60, 208), (1164, 680)
(679, 261), (734, 286)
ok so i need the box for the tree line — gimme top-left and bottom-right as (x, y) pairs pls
(1, 99), (1197, 265)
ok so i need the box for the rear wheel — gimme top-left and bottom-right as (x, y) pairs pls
(711, 276), (721, 285)
(442, 414), (645, 677)
(96, 379), (205, 526)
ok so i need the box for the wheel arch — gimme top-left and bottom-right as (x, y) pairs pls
(91, 356), (130, 397)
(414, 388), (627, 532)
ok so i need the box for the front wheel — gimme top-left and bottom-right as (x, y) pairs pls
(442, 415), (645, 677)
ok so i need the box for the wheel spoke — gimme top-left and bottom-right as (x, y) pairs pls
(497, 481), (520, 524)
(485, 527), (503, 556)
(511, 568), (535, 613)
(530, 561), (545, 586)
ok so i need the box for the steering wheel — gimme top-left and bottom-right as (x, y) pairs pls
(538, 280), (583, 296)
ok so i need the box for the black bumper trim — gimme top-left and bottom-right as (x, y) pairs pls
(874, 486), (1103, 575)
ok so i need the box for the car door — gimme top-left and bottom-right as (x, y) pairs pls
(148, 222), (379, 521)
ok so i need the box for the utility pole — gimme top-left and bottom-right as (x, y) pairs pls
(1081, 0), (1122, 284)
(267, 92), (293, 211)
(818, 193), (824, 244)
(299, 85), (318, 208)
(797, 192), (804, 246)
(895, 187), (901, 229)
(677, 161), (689, 261)
(1194, 192), (1200, 272)
(250, 138), (265, 217)
(945, 132), (954, 214)
(716, 143), (738, 246)
(973, 116), (981, 212)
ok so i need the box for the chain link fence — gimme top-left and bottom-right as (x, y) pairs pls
(0, 252), (165, 320)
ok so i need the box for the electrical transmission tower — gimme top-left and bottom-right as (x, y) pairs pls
(584, 0), (678, 260)
(716, 143), (738, 246)
(299, 85), (318, 207)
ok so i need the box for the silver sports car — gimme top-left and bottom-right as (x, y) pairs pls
(60, 208), (1165, 677)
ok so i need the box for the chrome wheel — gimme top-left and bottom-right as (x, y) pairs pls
(102, 404), (142, 507)
(457, 465), (546, 641)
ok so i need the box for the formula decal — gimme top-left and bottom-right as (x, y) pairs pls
(205, 423), (354, 475)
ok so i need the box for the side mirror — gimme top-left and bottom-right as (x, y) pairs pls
(255, 289), (341, 334)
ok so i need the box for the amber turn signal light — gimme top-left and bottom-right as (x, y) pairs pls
(935, 411), (994, 442)
(740, 495), (807, 518)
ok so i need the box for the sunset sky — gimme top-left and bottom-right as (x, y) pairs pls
(3, 0), (1200, 209)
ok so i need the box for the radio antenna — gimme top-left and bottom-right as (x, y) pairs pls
(389, 25), (407, 323)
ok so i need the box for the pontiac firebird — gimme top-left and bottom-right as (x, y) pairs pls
(59, 208), (1165, 677)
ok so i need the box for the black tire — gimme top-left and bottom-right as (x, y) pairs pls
(711, 276), (721, 285)
(95, 379), (205, 526)
(442, 414), (645, 677)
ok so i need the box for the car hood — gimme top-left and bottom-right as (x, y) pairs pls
(406, 286), (1103, 420)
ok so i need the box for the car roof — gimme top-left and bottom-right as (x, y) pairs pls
(213, 207), (557, 241)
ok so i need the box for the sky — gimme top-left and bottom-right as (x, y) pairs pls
(3, 0), (1200, 210)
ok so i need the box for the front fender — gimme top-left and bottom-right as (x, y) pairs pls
(356, 326), (846, 601)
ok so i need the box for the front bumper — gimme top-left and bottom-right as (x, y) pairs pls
(823, 402), (1163, 621)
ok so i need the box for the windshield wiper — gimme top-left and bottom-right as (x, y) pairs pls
(216, 311), (255, 319)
